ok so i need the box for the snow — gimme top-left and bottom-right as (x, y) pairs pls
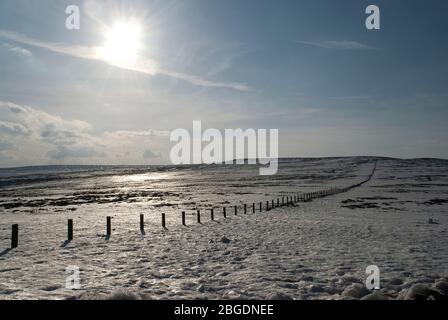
(0, 157), (447, 299)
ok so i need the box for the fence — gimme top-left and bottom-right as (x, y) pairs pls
(3, 161), (377, 251)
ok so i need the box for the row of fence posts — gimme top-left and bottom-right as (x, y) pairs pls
(5, 187), (344, 250)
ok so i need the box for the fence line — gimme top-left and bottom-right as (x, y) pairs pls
(4, 161), (377, 251)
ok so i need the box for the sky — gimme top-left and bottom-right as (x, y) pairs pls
(0, 0), (447, 167)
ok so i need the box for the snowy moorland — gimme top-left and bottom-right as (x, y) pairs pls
(0, 157), (447, 300)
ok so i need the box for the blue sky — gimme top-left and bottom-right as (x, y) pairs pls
(0, 0), (447, 167)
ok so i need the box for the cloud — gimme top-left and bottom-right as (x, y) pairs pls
(0, 100), (100, 160)
(0, 101), (91, 141)
(0, 120), (29, 135)
(296, 40), (377, 50)
(142, 148), (160, 159)
(111, 129), (170, 138)
(0, 29), (249, 92)
(0, 100), (169, 164)
(1, 42), (32, 57)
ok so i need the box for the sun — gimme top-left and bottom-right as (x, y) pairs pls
(97, 20), (142, 68)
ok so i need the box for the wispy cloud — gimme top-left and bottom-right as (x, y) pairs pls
(296, 40), (377, 50)
(0, 29), (250, 92)
(1, 42), (32, 57)
(0, 100), (169, 163)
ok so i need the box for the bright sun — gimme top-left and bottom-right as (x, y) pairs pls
(98, 20), (142, 68)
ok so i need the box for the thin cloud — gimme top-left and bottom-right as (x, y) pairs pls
(0, 29), (250, 92)
(297, 40), (377, 50)
(0, 100), (169, 162)
(1, 42), (32, 57)
(0, 120), (29, 135)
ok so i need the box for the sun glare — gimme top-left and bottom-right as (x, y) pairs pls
(98, 20), (142, 68)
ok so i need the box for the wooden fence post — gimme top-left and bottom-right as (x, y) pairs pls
(68, 219), (73, 241)
(162, 213), (166, 228)
(182, 211), (186, 226)
(106, 216), (111, 237)
(11, 224), (18, 248)
(139, 214), (144, 232)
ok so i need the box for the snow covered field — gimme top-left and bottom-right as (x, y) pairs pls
(0, 157), (447, 300)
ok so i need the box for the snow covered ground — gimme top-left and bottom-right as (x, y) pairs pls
(0, 157), (447, 300)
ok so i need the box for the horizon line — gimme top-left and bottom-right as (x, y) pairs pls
(1, 155), (447, 170)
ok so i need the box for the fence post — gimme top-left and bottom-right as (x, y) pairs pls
(162, 213), (166, 228)
(140, 214), (144, 232)
(234, 205), (238, 216)
(271, 199), (274, 208)
(252, 203), (255, 213)
(182, 211), (186, 226)
(197, 210), (201, 224)
(11, 224), (18, 248)
(68, 219), (73, 241)
(106, 216), (111, 237)
(266, 201), (269, 211)
(259, 202), (262, 212)
(211, 208), (214, 221)
(223, 207), (227, 219)
(244, 204), (247, 214)
(277, 198), (280, 207)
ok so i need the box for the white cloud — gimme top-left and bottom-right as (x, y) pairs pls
(0, 100), (169, 164)
(111, 129), (170, 138)
(0, 29), (250, 92)
(0, 120), (29, 135)
(1, 42), (32, 57)
(297, 40), (377, 50)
